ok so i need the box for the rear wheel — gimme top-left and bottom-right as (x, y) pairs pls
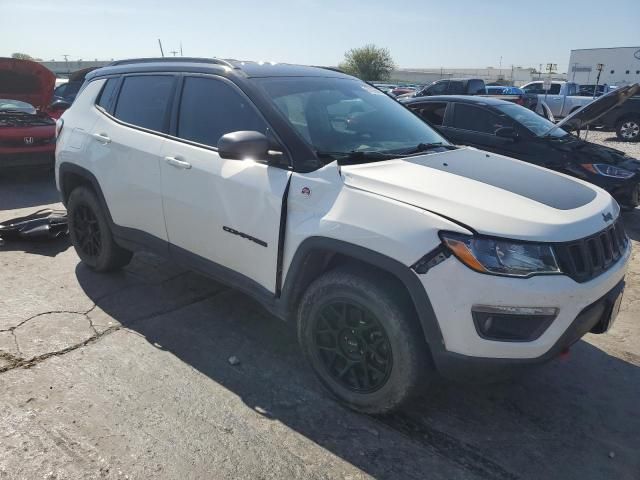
(616, 117), (640, 142)
(67, 186), (132, 272)
(297, 268), (432, 414)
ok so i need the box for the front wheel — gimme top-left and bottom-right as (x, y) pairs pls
(297, 268), (432, 414)
(67, 186), (133, 272)
(616, 117), (640, 142)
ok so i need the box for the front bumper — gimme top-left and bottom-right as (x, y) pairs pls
(419, 240), (631, 376)
(433, 279), (625, 381)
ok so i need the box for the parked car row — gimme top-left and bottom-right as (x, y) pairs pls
(54, 58), (633, 414)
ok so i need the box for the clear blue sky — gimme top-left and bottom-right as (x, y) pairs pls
(2, 0), (639, 71)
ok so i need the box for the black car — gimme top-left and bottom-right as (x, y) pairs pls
(404, 86), (640, 207)
(397, 78), (486, 99)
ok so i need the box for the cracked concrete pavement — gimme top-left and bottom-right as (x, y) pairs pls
(1, 168), (639, 479)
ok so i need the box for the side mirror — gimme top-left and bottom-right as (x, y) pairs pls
(495, 126), (518, 140)
(49, 99), (72, 111)
(217, 131), (270, 160)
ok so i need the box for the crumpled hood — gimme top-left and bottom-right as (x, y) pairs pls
(0, 57), (55, 109)
(341, 147), (619, 242)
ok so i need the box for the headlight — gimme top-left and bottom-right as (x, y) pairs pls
(440, 232), (560, 277)
(581, 163), (635, 179)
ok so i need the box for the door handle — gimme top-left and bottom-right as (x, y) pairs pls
(164, 156), (192, 169)
(91, 132), (111, 144)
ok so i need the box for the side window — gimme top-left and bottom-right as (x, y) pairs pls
(113, 75), (175, 132)
(96, 78), (119, 112)
(54, 84), (67, 96)
(468, 80), (486, 95)
(548, 83), (561, 95)
(452, 103), (511, 134)
(412, 102), (447, 126)
(523, 82), (543, 94)
(448, 81), (465, 94)
(177, 76), (267, 148)
(425, 80), (448, 95)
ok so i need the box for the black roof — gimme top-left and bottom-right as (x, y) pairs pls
(403, 95), (513, 107)
(86, 57), (352, 81)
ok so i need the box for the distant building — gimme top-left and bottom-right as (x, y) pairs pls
(568, 47), (640, 86)
(39, 60), (112, 77)
(389, 67), (562, 86)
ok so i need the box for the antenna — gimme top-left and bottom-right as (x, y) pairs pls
(158, 39), (165, 57)
(170, 50), (178, 57)
(180, 42), (183, 57)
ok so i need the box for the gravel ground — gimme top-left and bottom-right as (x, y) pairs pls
(581, 129), (640, 158)
(0, 170), (639, 480)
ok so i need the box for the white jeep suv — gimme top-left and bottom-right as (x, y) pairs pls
(55, 58), (631, 413)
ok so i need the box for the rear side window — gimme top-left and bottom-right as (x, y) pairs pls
(468, 79), (486, 95)
(548, 83), (561, 95)
(113, 75), (175, 132)
(448, 81), (465, 94)
(96, 78), (119, 112)
(523, 82), (543, 94)
(425, 80), (448, 95)
(412, 102), (447, 126)
(177, 76), (267, 148)
(452, 103), (512, 134)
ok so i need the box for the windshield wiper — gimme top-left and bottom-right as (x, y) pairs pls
(316, 150), (402, 164)
(397, 142), (456, 155)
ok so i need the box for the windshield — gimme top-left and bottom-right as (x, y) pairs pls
(255, 77), (449, 158)
(496, 103), (568, 138)
(0, 99), (36, 114)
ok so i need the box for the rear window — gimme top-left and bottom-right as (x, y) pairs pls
(96, 78), (119, 112)
(113, 75), (175, 132)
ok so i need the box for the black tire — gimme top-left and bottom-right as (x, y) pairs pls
(616, 117), (640, 142)
(67, 186), (132, 272)
(297, 267), (432, 414)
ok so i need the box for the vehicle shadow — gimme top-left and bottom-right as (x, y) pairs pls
(0, 168), (60, 212)
(76, 255), (640, 480)
(0, 236), (71, 257)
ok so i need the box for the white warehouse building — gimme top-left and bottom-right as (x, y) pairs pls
(568, 47), (640, 86)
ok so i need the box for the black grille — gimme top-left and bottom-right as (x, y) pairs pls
(555, 218), (629, 283)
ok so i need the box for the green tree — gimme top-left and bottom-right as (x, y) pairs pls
(339, 44), (396, 81)
(11, 52), (34, 60)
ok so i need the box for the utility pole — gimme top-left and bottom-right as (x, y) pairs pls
(158, 39), (165, 57)
(543, 63), (557, 102)
(62, 54), (71, 75)
(593, 63), (604, 99)
(538, 64), (542, 80)
(180, 42), (183, 57)
(170, 50), (178, 57)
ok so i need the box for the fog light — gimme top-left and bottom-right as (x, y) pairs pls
(471, 305), (558, 342)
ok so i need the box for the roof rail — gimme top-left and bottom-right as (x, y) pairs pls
(312, 66), (347, 74)
(108, 57), (237, 68)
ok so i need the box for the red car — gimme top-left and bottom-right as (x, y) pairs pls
(0, 58), (58, 168)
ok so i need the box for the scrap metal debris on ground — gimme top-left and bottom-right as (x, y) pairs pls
(0, 209), (68, 245)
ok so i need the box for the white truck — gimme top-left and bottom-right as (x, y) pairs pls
(521, 81), (593, 118)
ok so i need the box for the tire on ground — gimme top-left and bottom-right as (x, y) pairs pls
(67, 186), (133, 272)
(297, 266), (432, 414)
(616, 116), (640, 142)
